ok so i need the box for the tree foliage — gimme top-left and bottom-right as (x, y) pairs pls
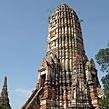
(95, 48), (109, 72)
(95, 47), (109, 108)
(100, 98), (109, 109)
(101, 72), (109, 97)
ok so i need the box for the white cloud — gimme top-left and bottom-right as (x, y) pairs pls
(15, 89), (32, 96)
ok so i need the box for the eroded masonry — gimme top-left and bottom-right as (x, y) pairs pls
(22, 4), (103, 109)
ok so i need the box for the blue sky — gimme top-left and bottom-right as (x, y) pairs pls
(0, 0), (109, 109)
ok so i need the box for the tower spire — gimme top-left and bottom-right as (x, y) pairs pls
(4, 76), (7, 86)
(0, 76), (11, 109)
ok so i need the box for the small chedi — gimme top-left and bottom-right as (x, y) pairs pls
(0, 76), (11, 109)
(22, 4), (103, 109)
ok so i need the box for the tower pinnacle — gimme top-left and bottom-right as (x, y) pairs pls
(0, 76), (11, 109)
(3, 76), (7, 90)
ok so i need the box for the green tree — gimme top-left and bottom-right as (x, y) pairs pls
(95, 47), (109, 108)
(95, 48), (109, 72)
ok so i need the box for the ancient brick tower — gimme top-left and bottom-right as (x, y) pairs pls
(0, 76), (11, 109)
(22, 4), (101, 109)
